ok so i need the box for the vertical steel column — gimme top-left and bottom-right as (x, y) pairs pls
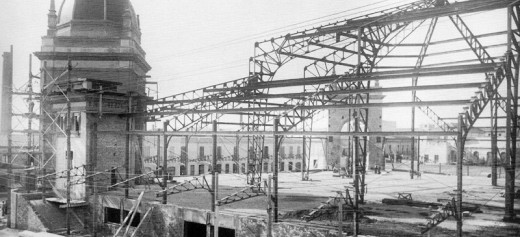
(504, 4), (518, 221)
(92, 180), (97, 236)
(267, 175), (272, 237)
(353, 111), (359, 237)
(212, 120), (217, 212)
(417, 137), (420, 172)
(348, 109), (352, 176)
(184, 135), (189, 176)
(456, 114), (464, 237)
(411, 138), (415, 179)
(273, 118), (279, 223)
(162, 121), (168, 204)
(235, 134), (240, 173)
(156, 135), (160, 172)
(355, 27), (366, 206)
(66, 58), (72, 236)
(491, 80), (498, 186)
(246, 136), (250, 176)
(213, 172), (219, 237)
(302, 113), (306, 180)
(338, 195), (343, 237)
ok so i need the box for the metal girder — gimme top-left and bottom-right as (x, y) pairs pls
(149, 82), (484, 104)
(156, 176), (211, 197)
(144, 100), (470, 116)
(503, 2), (520, 221)
(287, 0), (513, 40)
(123, 130), (458, 137)
(217, 183), (266, 206)
(202, 64), (495, 93)
(278, 51), (356, 67)
(410, 17), (438, 180)
(233, 83), (481, 103)
(302, 191), (352, 222)
(421, 198), (457, 234)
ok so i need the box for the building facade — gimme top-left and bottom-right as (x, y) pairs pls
(142, 135), (328, 177)
(35, 0), (150, 199)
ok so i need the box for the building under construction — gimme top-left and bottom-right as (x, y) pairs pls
(0, 0), (519, 236)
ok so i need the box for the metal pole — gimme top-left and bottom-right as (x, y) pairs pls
(338, 195), (343, 237)
(411, 102), (415, 179)
(417, 137), (420, 172)
(156, 135), (160, 173)
(92, 180), (97, 237)
(184, 135), (189, 176)
(27, 55), (34, 192)
(302, 129), (306, 180)
(504, 4), (516, 221)
(41, 61), (46, 200)
(162, 121), (168, 204)
(4, 46), (13, 228)
(125, 99), (130, 199)
(213, 172), (219, 237)
(411, 136), (415, 179)
(491, 81), (498, 186)
(66, 57), (72, 236)
(353, 111), (359, 237)
(348, 109), (352, 176)
(456, 114), (464, 237)
(212, 120), (217, 212)
(236, 132), (240, 174)
(267, 176), (272, 237)
(273, 118), (279, 222)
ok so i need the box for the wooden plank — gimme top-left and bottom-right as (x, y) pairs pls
(130, 207), (153, 237)
(113, 191), (144, 237)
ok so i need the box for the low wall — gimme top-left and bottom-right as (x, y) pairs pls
(10, 191), (52, 232)
(96, 194), (338, 237)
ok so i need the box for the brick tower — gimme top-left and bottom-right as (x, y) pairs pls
(35, 0), (151, 199)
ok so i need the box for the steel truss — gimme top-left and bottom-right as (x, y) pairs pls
(136, 0), (519, 235)
(504, 2), (520, 221)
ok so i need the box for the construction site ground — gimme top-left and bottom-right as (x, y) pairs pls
(105, 164), (520, 237)
(1, 164), (519, 236)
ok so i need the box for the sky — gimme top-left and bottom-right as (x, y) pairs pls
(0, 0), (509, 130)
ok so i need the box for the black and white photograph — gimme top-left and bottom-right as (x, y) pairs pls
(0, 0), (519, 236)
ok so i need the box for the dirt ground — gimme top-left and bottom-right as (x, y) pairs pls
(105, 168), (520, 236)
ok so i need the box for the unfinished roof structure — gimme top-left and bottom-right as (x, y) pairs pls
(2, 0), (518, 236)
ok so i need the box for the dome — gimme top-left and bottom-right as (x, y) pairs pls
(57, 0), (138, 27)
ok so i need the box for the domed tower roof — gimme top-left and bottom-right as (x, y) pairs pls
(55, 0), (140, 39)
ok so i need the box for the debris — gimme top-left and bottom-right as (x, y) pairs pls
(382, 199), (443, 208)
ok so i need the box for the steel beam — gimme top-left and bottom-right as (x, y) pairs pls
(158, 83), (484, 104)
(287, 0), (513, 40)
(121, 130), (458, 137)
(144, 100), (470, 116)
(202, 64), (495, 92)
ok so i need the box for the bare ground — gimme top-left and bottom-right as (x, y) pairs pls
(100, 169), (520, 236)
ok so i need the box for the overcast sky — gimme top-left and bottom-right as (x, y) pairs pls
(0, 0), (508, 129)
